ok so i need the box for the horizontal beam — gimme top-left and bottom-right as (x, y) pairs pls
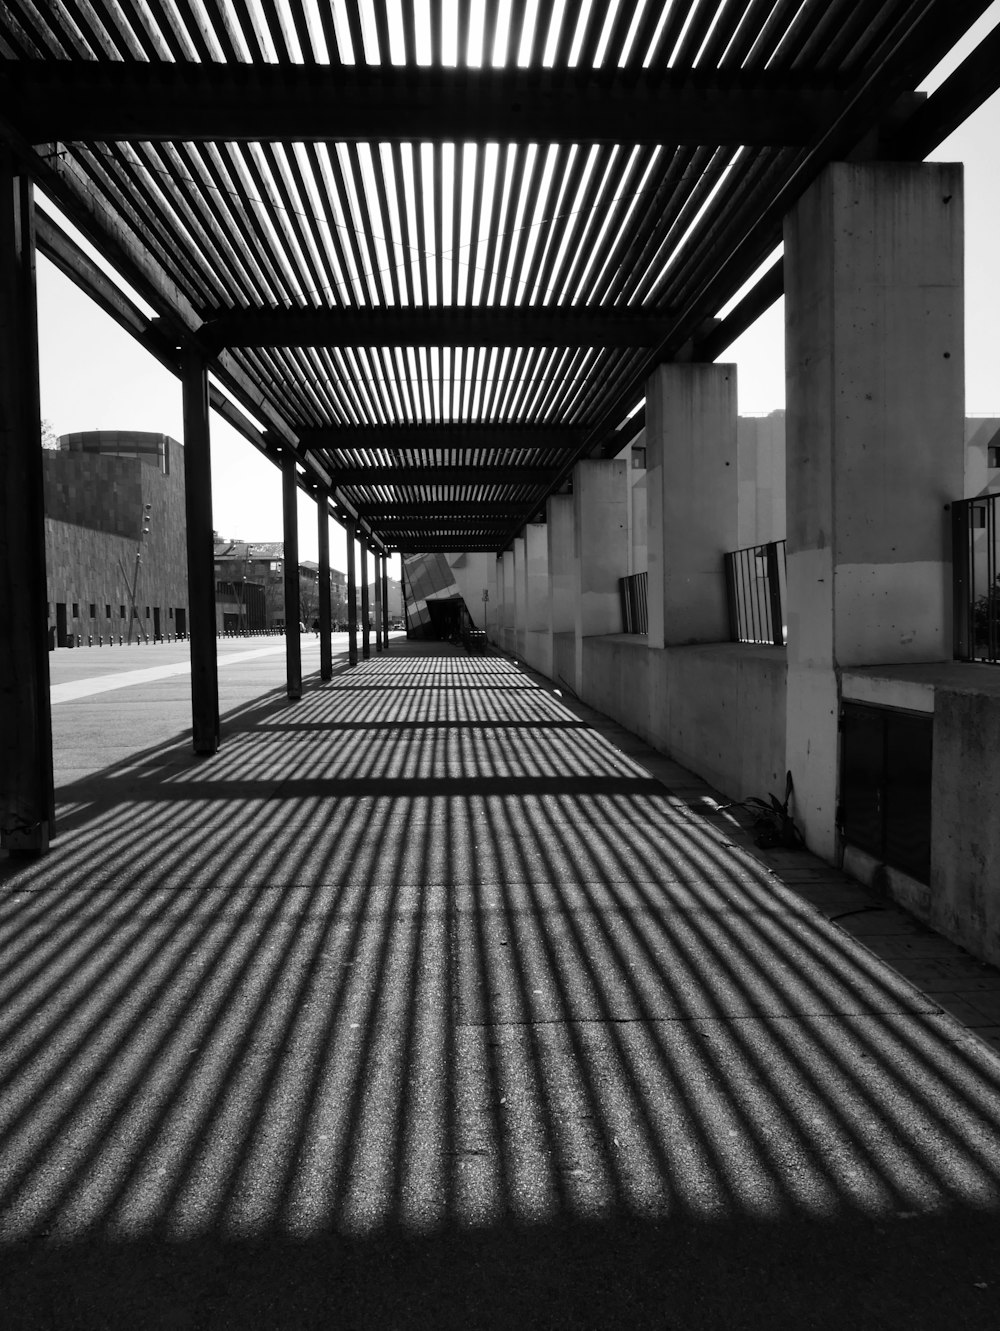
(200, 306), (675, 350)
(399, 545), (502, 553)
(325, 465), (558, 487)
(7, 65), (849, 147)
(359, 502), (519, 520)
(301, 424), (585, 454)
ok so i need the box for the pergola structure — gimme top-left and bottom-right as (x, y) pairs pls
(2, 1), (999, 851)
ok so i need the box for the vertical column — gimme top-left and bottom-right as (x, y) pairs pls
(573, 459), (629, 693)
(523, 521), (551, 677)
(546, 496), (575, 628)
(784, 161), (964, 855)
(513, 534), (526, 657)
(0, 156), (54, 849)
(181, 351), (220, 754)
(645, 363), (738, 649)
(317, 494), (332, 680)
(373, 549), (383, 652)
(346, 518), (358, 666)
(282, 453), (302, 699)
(501, 550), (515, 653)
(381, 554), (390, 648)
(360, 539), (370, 660)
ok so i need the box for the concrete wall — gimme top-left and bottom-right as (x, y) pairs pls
(932, 682), (1000, 964)
(841, 665), (1000, 967)
(784, 161), (965, 861)
(579, 637), (787, 804)
(737, 411), (786, 548)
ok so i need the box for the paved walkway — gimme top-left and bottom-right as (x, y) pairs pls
(2, 641), (1000, 1328)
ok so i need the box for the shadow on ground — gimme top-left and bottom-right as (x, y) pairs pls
(2, 648), (999, 1327)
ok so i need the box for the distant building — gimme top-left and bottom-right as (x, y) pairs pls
(43, 430), (188, 645)
(214, 542), (348, 631)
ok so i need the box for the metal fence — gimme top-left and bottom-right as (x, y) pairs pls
(953, 493), (1000, 663)
(619, 571), (648, 634)
(724, 539), (787, 646)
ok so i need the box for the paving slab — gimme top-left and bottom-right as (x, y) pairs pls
(2, 640), (1000, 1328)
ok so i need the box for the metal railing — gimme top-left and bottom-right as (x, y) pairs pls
(619, 571), (648, 634)
(953, 493), (1000, 663)
(724, 539), (787, 646)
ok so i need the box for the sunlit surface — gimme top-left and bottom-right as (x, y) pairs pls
(2, 646), (1000, 1323)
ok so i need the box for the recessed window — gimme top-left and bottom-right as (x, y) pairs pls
(632, 445), (646, 470)
(120, 605), (126, 619)
(105, 604), (111, 618)
(89, 603), (96, 618)
(145, 606), (150, 618)
(988, 444), (1000, 469)
(72, 602), (79, 617)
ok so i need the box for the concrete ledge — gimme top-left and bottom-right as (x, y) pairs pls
(843, 844), (932, 917)
(578, 635), (786, 803)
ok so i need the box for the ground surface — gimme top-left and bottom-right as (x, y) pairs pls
(2, 637), (1000, 1329)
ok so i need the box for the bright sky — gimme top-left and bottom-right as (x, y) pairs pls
(35, 5), (1000, 568)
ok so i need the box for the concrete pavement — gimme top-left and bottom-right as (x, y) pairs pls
(1, 638), (1000, 1328)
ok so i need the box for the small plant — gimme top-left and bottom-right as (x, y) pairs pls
(736, 771), (803, 850)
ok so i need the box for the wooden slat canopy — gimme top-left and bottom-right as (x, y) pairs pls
(2, 1), (998, 555)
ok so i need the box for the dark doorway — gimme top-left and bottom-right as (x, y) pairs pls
(153, 607), (161, 641)
(840, 702), (932, 883)
(56, 602), (68, 648)
(426, 598), (463, 641)
(175, 607), (187, 637)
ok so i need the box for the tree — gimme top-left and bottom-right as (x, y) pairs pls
(40, 418), (60, 449)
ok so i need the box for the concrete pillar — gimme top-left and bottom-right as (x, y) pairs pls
(646, 363), (738, 648)
(282, 453), (302, 700)
(346, 518), (358, 666)
(182, 353), (220, 753)
(317, 496), (332, 680)
(0, 155), (54, 849)
(630, 448), (648, 574)
(521, 522), (551, 675)
(547, 494), (576, 690)
(513, 534), (526, 657)
(573, 459), (629, 693)
(784, 161), (964, 856)
(502, 550), (515, 653)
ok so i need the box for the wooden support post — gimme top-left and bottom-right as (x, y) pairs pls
(282, 451), (302, 699)
(360, 539), (371, 660)
(346, 517), (358, 667)
(381, 554), (390, 649)
(0, 154), (54, 850)
(318, 493), (332, 680)
(181, 350), (220, 755)
(373, 549), (383, 652)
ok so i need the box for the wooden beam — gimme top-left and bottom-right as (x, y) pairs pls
(360, 539), (370, 661)
(282, 452), (302, 699)
(326, 465), (559, 487)
(317, 496), (332, 681)
(201, 306), (676, 350)
(0, 156), (54, 851)
(301, 424), (585, 454)
(7, 65), (849, 148)
(346, 517), (358, 667)
(359, 502), (520, 519)
(180, 351), (220, 755)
